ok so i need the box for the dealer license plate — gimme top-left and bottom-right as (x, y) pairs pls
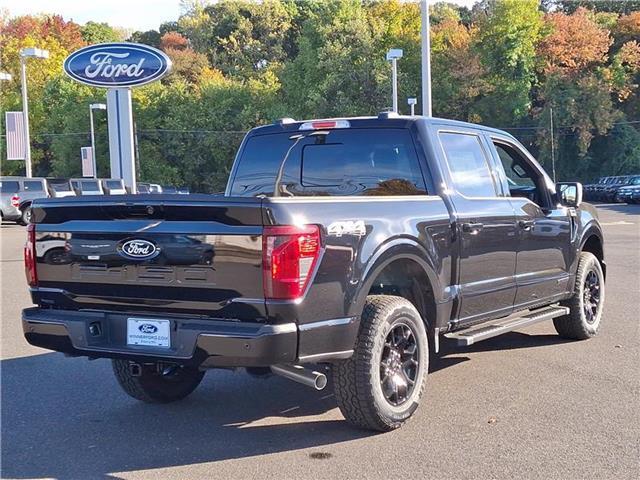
(127, 318), (171, 348)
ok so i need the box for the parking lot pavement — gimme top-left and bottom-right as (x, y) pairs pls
(1, 204), (639, 480)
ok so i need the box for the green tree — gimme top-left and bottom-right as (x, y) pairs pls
(80, 21), (121, 44)
(473, 0), (544, 125)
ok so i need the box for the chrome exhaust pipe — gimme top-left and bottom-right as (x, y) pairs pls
(270, 364), (327, 391)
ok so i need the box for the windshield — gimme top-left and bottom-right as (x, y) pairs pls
(230, 128), (428, 197)
(50, 182), (72, 192)
(81, 181), (100, 192)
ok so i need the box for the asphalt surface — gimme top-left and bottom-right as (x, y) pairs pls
(1, 204), (638, 480)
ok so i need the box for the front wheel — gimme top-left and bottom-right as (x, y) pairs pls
(19, 206), (32, 225)
(554, 252), (605, 339)
(333, 295), (429, 432)
(112, 360), (205, 403)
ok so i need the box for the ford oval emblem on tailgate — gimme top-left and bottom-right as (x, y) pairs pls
(119, 239), (159, 260)
(138, 323), (158, 334)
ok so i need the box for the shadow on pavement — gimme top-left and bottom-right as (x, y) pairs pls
(1, 330), (581, 479)
(1, 352), (372, 479)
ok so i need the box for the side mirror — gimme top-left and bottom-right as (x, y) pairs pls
(557, 182), (583, 208)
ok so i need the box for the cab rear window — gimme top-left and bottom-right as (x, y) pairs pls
(230, 128), (427, 197)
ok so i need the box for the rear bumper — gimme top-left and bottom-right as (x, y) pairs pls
(22, 307), (356, 367)
(22, 307), (297, 367)
(1, 206), (20, 221)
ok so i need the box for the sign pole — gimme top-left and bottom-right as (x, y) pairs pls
(107, 88), (137, 192)
(421, 0), (432, 117)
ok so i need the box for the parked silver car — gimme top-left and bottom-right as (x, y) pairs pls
(70, 178), (104, 196)
(101, 178), (127, 195)
(0, 176), (49, 224)
(47, 179), (76, 199)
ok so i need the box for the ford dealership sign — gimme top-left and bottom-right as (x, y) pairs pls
(63, 43), (172, 88)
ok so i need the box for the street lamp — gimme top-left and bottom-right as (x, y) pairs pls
(386, 49), (403, 113)
(89, 103), (107, 178)
(0, 72), (12, 162)
(408, 97), (417, 116)
(20, 47), (49, 178)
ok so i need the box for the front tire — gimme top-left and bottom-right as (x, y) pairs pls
(19, 206), (32, 225)
(112, 360), (205, 403)
(333, 295), (428, 432)
(554, 252), (605, 339)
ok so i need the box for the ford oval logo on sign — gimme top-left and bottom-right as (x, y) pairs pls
(119, 239), (159, 260)
(63, 43), (172, 88)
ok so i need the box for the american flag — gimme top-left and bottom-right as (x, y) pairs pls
(5, 111), (25, 160)
(81, 146), (94, 177)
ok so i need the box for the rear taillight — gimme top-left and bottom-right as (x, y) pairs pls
(262, 225), (321, 300)
(24, 223), (38, 287)
(11, 194), (20, 208)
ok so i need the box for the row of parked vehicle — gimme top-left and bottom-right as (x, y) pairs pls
(0, 176), (189, 225)
(583, 175), (640, 203)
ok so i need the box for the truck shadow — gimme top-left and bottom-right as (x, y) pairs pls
(1, 353), (371, 480)
(2, 330), (573, 479)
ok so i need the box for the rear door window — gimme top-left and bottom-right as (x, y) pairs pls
(0, 181), (20, 193)
(231, 128), (427, 196)
(23, 181), (44, 192)
(438, 132), (497, 198)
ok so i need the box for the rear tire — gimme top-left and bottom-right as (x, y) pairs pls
(112, 360), (205, 403)
(554, 252), (605, 340)
(333, 295), (428, 432)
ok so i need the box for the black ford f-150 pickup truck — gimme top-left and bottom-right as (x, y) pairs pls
(23, 114), (605, 431)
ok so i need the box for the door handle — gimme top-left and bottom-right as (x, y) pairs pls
(462, 222), (484, 233)
(518, 220), (534, 230)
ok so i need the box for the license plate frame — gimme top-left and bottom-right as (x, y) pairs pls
(127, 318), (171, 348)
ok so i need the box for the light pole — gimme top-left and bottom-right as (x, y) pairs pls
(89, 103), (107, 178)
(421, 0), (432, 117)
(20, 47), (49, 178)
(0, 72), (12, 162)
(386, 49), (403, 113)
(408, 98), (417, 116)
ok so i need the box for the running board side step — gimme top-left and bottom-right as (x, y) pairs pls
(444, 305), (569, 346)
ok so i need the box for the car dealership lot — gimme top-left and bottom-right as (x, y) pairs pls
(1, 204), (638, 480)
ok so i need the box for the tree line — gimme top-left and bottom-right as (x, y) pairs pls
(0, 0), (639, 193)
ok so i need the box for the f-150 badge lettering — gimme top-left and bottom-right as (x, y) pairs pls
(327, 220), (366, 237)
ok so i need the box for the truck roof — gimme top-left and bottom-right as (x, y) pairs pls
(249, 113), (517, 141)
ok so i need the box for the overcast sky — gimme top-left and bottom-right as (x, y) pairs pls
(3, 0), (479, 32)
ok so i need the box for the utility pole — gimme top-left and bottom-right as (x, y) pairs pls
(550, 107), (556, 183)
(421, 0), (432, 117)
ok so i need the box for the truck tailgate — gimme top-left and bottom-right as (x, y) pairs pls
(30, 195), (266, 320)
